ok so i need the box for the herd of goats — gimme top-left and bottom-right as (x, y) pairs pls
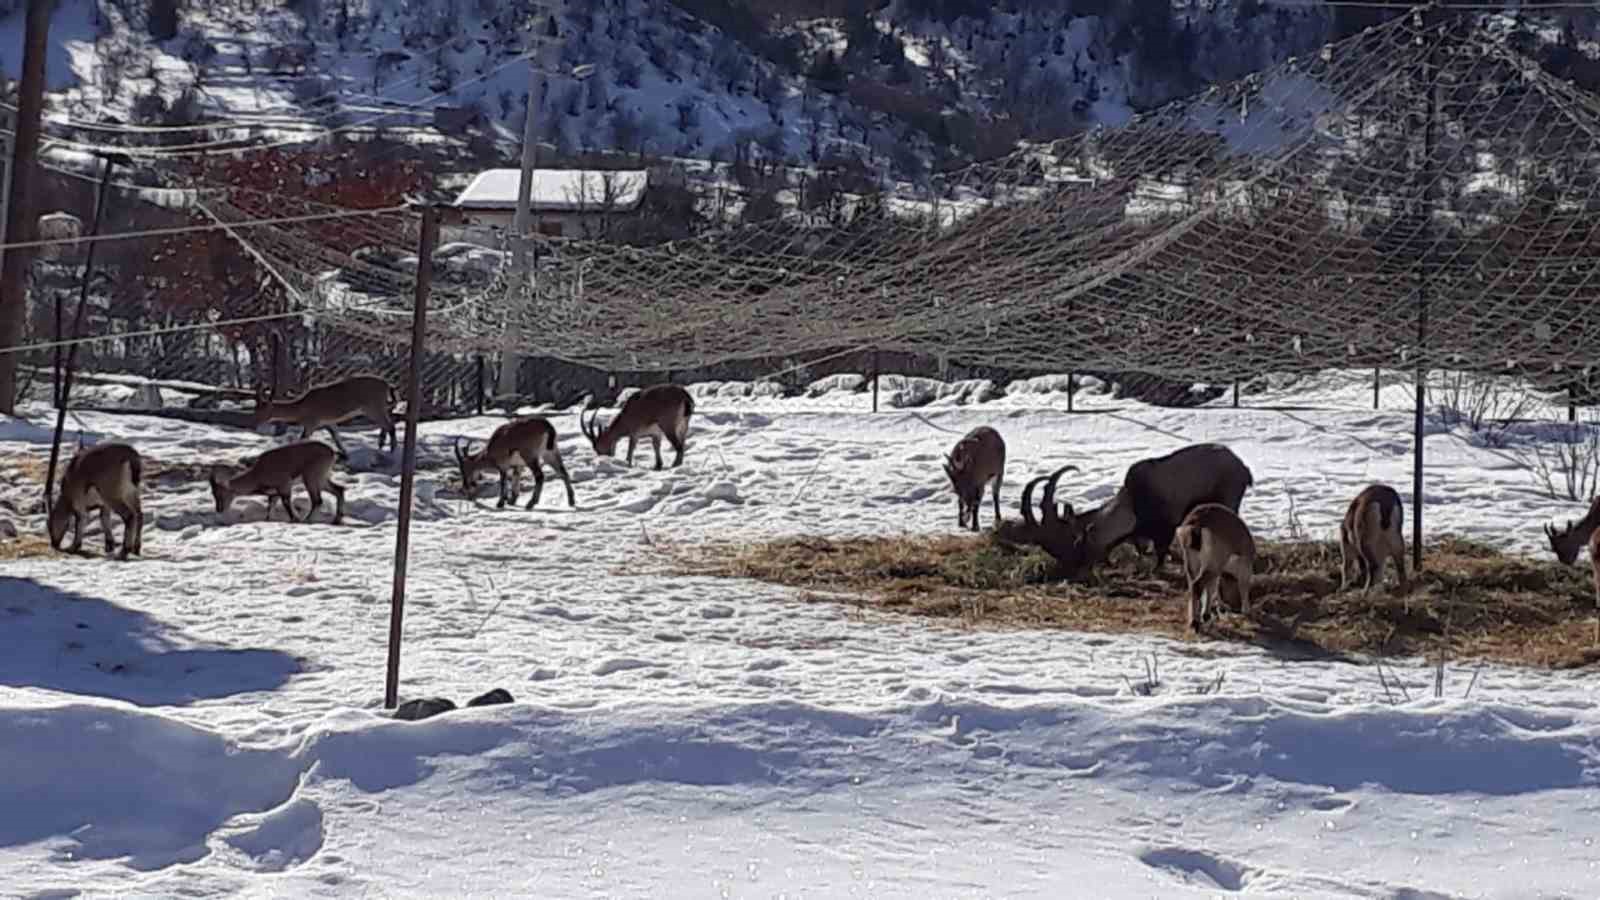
(34, 372), (1600, 632)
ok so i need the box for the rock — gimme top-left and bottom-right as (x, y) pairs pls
(393, 697), (456, 721)
(466, 688), (513, 707)
(0, 519), (18, 541)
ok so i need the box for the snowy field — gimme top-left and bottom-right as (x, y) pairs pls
(3, 370), (1600, 898)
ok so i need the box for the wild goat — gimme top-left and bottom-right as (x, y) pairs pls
(454, 417), (576, 510)
(1340, 484), (1408, 594)
(47, 442), (144, 559)
(211, 440), (346, 524)
(252, 375), (398, 455)
(943, 426), (1005, 531)
(1004, 443), (1254, 579)
(580, 384), (694, 469)
(1175, 503), (1256, 633)
(1544, 496), (1600, 642)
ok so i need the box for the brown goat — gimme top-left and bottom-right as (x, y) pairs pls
(1174, 503), (1256, 633)
(942, 426), (1005, 531)
(211, 440), (346, 524)
(454, 416), (576, 509)
(47, 442), (144, 559)
(580, 384), (695, 469)
(1340, 484), (1407, 594)
(251, 375), (398, 455)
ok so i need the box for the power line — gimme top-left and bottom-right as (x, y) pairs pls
(0, 203), (409, 253)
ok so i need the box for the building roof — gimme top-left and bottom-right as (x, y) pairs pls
(453, 168), (649, 212)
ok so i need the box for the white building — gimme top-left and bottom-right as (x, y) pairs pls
(450, 168), (649, 242)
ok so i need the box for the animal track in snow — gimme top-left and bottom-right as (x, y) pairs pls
(1137, 846), (1259, 891)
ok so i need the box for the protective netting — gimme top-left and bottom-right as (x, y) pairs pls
(14, 9), (1600, 411)
(435, 10), (1600, 385)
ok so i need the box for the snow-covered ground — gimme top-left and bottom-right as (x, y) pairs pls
(3, 369), (1599, 898)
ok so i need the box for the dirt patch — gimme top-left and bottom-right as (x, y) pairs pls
(659, 533), (1600, 669)
(0, 532), (53, 561)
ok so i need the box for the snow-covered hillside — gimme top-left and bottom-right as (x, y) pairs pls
(3, 369), (1600, 895)
(0, 0), (1344, 183)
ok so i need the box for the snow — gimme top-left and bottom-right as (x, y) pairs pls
(3, 368), (1600, 896)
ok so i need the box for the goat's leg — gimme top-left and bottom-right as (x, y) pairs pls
(323, 425), (348, 457)
(665, 429), (686, 468)
(1187, 576), (1205, 632)
(651, 435), (664, 471)
(304, 476), (324, 521)
(525, 462), (546, 510)
(1338, 526), (1354, 591)
(326, 480), (346, 525)
(1360, 548), (1380, 595)
(99, 504), (116, 555)
(549, 455), (577, 507)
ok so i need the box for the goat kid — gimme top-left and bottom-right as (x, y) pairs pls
(455, 416), (576, 509)
(252, 375), (398, 455)
(1340, 484), (1407, 594)
(211, 440), (346, 524)
(580, 384), (694, 470)
(943, 426), (1005, 531)
(47, 442), (144, 559)
(1174, 503), (1256, 633)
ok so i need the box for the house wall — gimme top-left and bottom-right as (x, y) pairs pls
(449, 209), (632, 244)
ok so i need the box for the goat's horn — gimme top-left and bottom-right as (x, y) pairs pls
(1020, 475), (1049, 529)
(1040, 465), (1079, 525)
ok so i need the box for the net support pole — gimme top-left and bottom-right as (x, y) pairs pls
(43, 153), (119, 514)
(53, 286), (62, 406)
(385, 203), (438, 710)
(871, 347), (879, 413)
(476, 356), (485, 415)
(0, 0), (49, 415)
(1413, 15), (1439, 575)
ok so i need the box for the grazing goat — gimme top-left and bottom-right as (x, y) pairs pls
(47, 442), (144, 559)
(455, 416), (576, 509)
(252, 375), (398, 455)
(210, 440), (346, 524)
(1003, 444), (1253, 579)
(943, 426), (1005, 531)
(580, 384), (694, 469)
(1340, 484), (1408, 594)
(1544, 496), (1600, 644)
(1174, 503), (1256, 633)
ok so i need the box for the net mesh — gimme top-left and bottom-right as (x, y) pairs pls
(14, 10), (1600, 411)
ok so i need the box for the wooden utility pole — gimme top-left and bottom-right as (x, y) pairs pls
(385, 204), (439, 709)
(0, 0), (54, 414)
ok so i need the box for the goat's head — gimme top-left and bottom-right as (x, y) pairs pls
(453, 437), (484, 493)
(996, 464), (1088, 573)
(579, 407), (617, 456)
(1545, 519), (1585, 566)
(942, 451), (980, 528)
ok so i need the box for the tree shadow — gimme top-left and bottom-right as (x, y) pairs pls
(0, 578), (300, 706)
